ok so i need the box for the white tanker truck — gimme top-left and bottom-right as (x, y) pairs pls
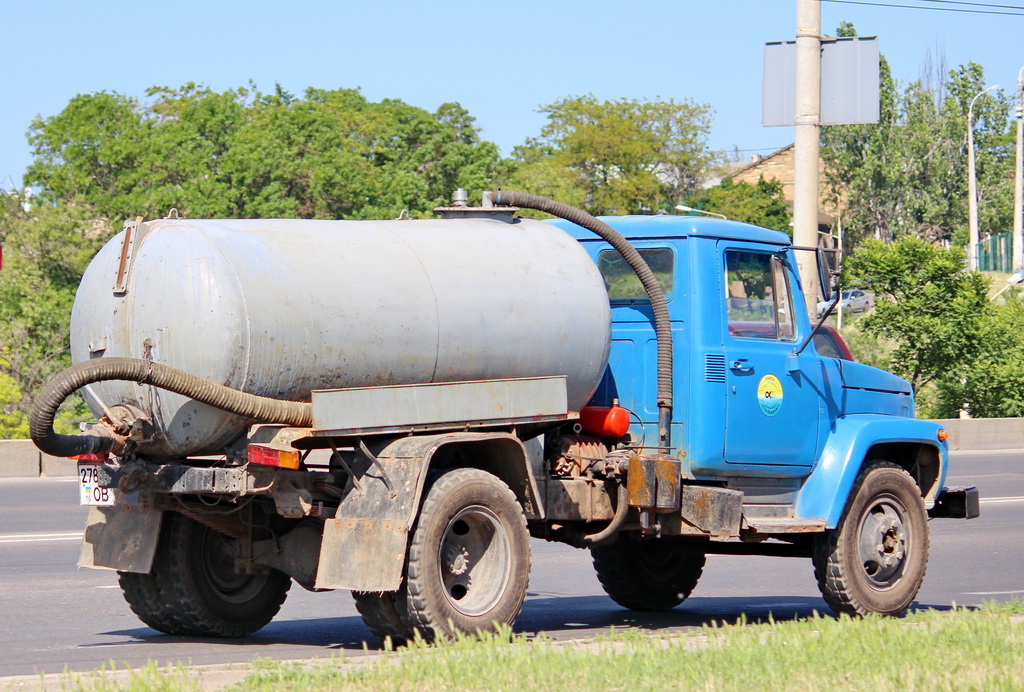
(30, 191), (977, 642)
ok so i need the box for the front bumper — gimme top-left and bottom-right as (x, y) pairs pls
(928, 486), (980, 519)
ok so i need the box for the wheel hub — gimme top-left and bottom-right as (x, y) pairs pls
(200, 528), (269, 603)
(437, 506), (511, 617)
(858, 499), (908, 588)
(446, 545), (470, 576)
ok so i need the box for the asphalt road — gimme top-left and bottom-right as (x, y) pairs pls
(0, 450), (1020, 678)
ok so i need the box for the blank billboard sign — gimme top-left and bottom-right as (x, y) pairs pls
(763, 36), (880, 127)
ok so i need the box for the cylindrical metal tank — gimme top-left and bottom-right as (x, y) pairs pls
(71, 215), (611, 457)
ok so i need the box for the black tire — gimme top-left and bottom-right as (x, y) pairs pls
(352, 590), (411, 645)
(117, 513), (190, 634)
(144, 512), (291, 636)
(813, 462), (929, 617)
(118, 570), (189, 634)
(402, 468), (530, 641)
(591, 535), (706, 611)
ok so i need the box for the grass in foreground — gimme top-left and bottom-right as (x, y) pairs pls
(237, 600), (1023, 692)
(59, 600), (1024, 692)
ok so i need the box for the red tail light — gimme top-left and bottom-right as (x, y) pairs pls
(248, 444), (301, 470)
(71, 452), (110, 461)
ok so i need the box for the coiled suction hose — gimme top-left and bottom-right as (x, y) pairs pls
(489, 190), (674, 451)
(31, 357), (313, 458)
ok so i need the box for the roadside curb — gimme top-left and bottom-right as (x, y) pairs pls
(0, 652), (383, 691)
(0, 663), (255, 691)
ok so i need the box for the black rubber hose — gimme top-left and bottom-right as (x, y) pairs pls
(535, 483), (629, 549)
(490, 190), (673, 451)
(31, 357), (313, 458)
(582, 483), (629, 547)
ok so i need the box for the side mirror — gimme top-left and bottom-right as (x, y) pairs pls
(816, 247), (841, 302)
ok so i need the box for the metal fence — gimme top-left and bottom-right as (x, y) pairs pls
(978, 231), (1013, 272)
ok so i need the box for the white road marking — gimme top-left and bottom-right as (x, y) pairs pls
(963, 589), (1024, 596)
(0, 532), (82, 544)
(980, 496), (1024, 504)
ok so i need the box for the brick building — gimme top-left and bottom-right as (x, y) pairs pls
(727, 144), (840, 235)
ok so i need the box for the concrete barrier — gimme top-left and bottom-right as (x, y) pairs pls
(40, 453), (77, 477)
(2, 418), (1022, 478)
(0, 441), (78, 478)
(932, 417), (1024, 452)
(0, 440), (41, 477)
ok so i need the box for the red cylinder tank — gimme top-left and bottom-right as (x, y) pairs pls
(579, 405), (630, 438)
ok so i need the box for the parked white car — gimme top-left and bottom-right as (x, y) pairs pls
(817, 289), (875, 317)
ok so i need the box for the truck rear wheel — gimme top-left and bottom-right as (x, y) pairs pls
(591, 535), (706, 611)
(813, 462), (929, 616)
(352, 590), (411, 645)
(118, 513), (192, 634)
(143, 512), (291, 636)
(401, 468), (530, 641)
(118, 570), (189, 634)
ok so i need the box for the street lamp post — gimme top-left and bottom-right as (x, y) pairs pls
(968, 84), (999, 271)
(675, 204), (726, 219)
(1015, 68), (1024, 271)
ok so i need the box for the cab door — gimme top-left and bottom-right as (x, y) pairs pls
(722, 245), (821, 467)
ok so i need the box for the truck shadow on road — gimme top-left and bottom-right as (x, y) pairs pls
(91, 594), (964, 654)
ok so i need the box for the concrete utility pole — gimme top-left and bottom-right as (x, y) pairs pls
(793, 0), (821, 316)
(1014, 68), (1023, 271)
(968, 84), (998, 271)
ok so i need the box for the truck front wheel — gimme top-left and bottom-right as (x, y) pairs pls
(591, 535), (706, 611)
(813, 462), (929, 616)
(401, 468), (531, 640)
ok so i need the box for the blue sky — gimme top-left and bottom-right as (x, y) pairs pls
(2, 0), (1022, 190)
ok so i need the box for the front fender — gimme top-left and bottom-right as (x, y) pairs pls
(795, 415), (948, 528)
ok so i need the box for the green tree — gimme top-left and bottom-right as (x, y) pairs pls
(0, 192), (111, 434)
(842, 237), (990, 403)
(508, 95), (714, 215)
(934, 297), (1024, 418)
(25, 85), (505, 221)
(686, 177), (792, 235)
(822, 58), (1011, 250)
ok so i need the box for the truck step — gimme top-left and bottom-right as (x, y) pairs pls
(744, 518), (827, 534)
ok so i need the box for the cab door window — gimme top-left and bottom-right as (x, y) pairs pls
(725, 251), (797, 342)
(597, 247), (674, 301)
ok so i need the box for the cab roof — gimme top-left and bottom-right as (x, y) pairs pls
(546, 214), (791, 246)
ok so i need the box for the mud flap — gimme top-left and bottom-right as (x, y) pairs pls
(78, 493), (163, 573)
(316, 516), (411, 591)
(314, 449), (422, 591)
(313, 432), (537, 591)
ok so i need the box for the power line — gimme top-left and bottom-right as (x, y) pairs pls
(920, 0), (1024, 10)
(822, 0), (1024, 15)
(723, 146), (791, 153)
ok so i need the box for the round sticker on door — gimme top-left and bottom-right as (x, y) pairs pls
(757, 374), (784, 417)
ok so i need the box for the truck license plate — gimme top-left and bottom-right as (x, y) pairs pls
(78, 463), (116, 506)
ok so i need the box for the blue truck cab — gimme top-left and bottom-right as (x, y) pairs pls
(550, 214), (977, 617)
